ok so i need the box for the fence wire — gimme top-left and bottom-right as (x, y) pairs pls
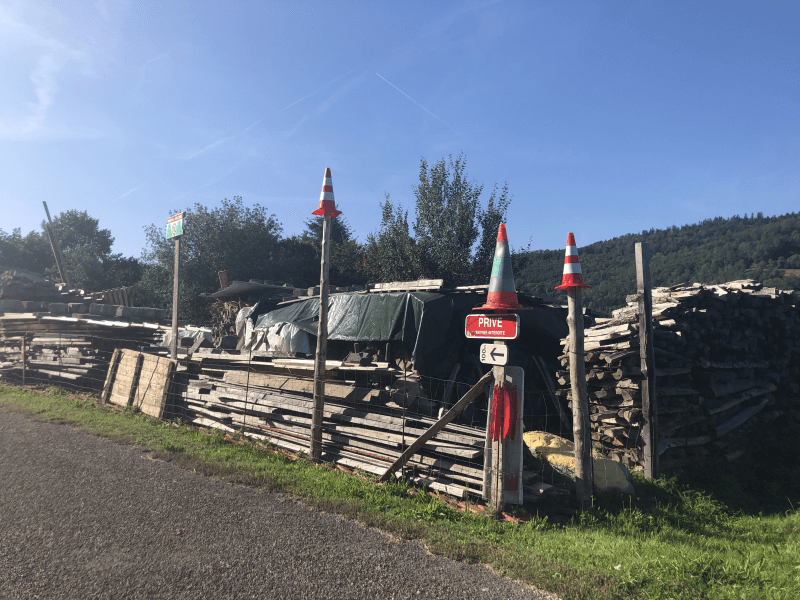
(0, 329), (577, 505)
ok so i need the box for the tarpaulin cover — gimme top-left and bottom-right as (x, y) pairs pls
(253, 292), (453, 366)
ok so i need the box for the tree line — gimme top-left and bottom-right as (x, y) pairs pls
(1, 154), (510, 322)
(3, 154), (798, 321)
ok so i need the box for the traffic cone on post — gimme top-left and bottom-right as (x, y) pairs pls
(555, 232), (591, 290)
(310, 168), (342, 462)
(555, 232), (593, 510)
(312, 168), (341, 217)
(474, 223), (523, 311)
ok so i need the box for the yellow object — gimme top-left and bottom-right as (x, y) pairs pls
(523, 431), (635, 495)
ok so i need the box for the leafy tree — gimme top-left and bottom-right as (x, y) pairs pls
(301, 216), (367, 286)
(364, 154), (512, 285)
(137, 196), (283, 321)
(363, 194), (418, 283)
(0, 211), (140, 292)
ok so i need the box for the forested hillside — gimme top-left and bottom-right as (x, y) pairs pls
(515, 212), (800, 314)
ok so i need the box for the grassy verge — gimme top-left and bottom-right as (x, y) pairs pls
(1, 383), (797, 600)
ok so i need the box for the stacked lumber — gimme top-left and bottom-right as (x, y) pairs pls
(0, 304), (170, 391)
(557, 280), (799, 469)
(174, 349), (486, 497)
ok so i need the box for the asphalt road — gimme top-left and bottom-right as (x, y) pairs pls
(0, 405), (557, 600)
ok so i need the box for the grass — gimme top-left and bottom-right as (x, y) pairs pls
(1, 383), (798, 600)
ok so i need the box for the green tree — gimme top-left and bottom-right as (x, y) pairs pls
(137, 196), (283, 321)
(1, 211), (140, 292)
(364, 154), (512, 285)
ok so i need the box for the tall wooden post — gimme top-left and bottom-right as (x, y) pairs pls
(170, 236), (180, 360)
(567, 288), (593, 509)
(42, 201), (72, 289)
(636, 242), (658, 479)
(310, 213), (332, 462)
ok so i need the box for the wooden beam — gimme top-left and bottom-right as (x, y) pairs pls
(378, 370), (492, 482)
(310, 213), (332, 462)
(636, 242), (658, 479)
(42, 201), (73, 289)
(568, 287), (593, 509)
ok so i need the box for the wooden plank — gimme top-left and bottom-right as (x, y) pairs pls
(378, 370), (492, 482)
(127, 353), (145, 407)
(714, 398), (770, 438)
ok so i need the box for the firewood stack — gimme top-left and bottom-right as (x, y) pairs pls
(209, 300), (247, 348)
(556, 280), (799, 470)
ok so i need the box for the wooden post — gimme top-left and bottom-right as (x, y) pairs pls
(218, 270), (230, 290)
(170, 236), (180, 360)
(636, 242), (658, 479)
(310, 213), (332, 462)
(483, 360), (524, 511)
(20, 336), (26, 386)
(42, 201), (72, 289)
(568, 287), (593, 509)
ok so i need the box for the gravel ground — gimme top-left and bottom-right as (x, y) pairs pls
(0, 405), (557, 600)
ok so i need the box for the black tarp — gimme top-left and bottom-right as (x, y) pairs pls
(252, 291), (577, 378)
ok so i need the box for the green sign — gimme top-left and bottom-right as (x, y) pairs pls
(166, 212), (185, 240)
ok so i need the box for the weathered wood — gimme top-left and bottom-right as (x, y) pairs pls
(126, 353), (145, 407)
(378, 370), (492, 482)
(567, 288), (593, 509)
(170, 236), (180, 360)
(714, 398), (770, 438)
(310, 213), (332, 462)
(636, 242), (658, 479)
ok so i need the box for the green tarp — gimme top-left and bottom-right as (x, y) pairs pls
(254, 292), (453, 366)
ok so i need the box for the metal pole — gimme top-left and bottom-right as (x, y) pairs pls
(42, 201), (72, 289)
(170, 236), (180, 360)
(310, 213), (332, 462)
(568, 287), (593, 509)
(636, 242), (658, 479)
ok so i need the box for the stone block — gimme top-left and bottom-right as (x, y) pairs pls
(89, 304), (105, 315)
(0, 299), (24, 312)
(68, 303), (87, 314)
(48, 303), (69, 315)
(21, 301), (42, 311)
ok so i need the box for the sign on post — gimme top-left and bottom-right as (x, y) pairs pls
(480, 343), (509, 366)
(465, 313), (520, 340)
(166, 212), (185, 240)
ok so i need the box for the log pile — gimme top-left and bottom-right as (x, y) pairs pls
(209, 300), (247, 348)
(173, 349), (487, 497)
(556, 280), (800, 469)
(0, 302), (170, 391)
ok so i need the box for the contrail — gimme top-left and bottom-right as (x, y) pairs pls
(275, 72), (351, 114)
(113, 187), (139, 202)
(375, 72), (460, 134)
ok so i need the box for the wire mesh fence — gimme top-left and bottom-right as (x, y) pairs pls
(0, 325), (578, 504)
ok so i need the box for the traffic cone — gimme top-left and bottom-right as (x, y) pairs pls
(474, 223), (524, 310)
(311, 167), (342, 217)
(554, 232), (591, 289)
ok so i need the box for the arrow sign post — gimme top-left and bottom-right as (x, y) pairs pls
(480, 343), (509, 366)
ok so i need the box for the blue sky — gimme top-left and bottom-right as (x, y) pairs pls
(1, 0), (798, 259)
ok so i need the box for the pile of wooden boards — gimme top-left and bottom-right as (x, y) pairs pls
(102, 349), (176, 418)
(556, 280), (799, 469)
(173, 349), (487, 497)
(0, 305), (170, 391)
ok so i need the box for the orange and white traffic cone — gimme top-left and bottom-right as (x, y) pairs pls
(554, 232), (591, 290)
(474, 223), (523, 310)
(311, 167), (342, 218)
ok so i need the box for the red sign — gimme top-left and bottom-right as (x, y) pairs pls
(465, 314), (520, 340)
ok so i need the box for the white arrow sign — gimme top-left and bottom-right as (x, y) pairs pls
(480, 343), (508, 366)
